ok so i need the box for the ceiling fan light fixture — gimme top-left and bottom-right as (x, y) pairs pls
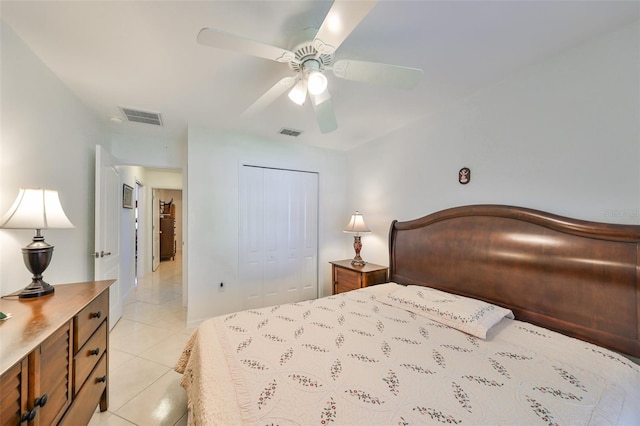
(288, 80), (307, 105)
(307, 71), (327, 95)
(196, 1), (421, 134)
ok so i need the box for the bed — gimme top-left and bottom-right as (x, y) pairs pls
(176, 205), (640, 425)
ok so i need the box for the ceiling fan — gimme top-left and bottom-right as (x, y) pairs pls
(197, 1), (423, 134)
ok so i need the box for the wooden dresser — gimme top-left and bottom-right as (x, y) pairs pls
(330, 260), (388, 295)
(0, 280), (114, 425)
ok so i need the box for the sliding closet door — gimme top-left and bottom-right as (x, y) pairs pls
(240, 165), (318, 309)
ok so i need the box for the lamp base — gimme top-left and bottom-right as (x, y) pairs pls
(19, 232), (55, 299)
(19, 280), (55, 298)
(350, 235), (366, 266)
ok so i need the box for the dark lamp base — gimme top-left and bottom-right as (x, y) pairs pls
(19, 280), (55, 298)
(19, 233), (55, 299)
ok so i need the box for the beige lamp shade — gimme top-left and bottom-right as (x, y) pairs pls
(0, 188), (74, 230)
(343, 211), (370, 235)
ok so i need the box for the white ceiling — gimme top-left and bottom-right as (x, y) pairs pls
(2, 1), (638, 151)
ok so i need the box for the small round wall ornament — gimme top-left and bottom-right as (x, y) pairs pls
(459, 167), (471, 184)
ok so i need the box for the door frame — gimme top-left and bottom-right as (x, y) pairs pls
(94, 145), (122, 329)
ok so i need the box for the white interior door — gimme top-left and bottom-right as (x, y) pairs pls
(95, 145), (122, 329)
(152, 188), (160, 271)
(240, 165), (318, 309)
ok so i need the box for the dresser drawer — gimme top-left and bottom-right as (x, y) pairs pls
(74, 321), (107, 395)
(74, 290), (108, 352)
(60, 354), (107, 426)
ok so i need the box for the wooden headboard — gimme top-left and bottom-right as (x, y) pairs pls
(388, 205), (640, 358)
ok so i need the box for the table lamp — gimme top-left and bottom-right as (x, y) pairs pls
(0, 188), (74, 298)
(343, 211), (370, 266)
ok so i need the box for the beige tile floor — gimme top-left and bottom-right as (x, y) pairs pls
(89, 253), (191, 426)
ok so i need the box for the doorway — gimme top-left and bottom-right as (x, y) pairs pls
(153, 188), (183, 270)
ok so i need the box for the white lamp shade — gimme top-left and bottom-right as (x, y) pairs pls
(0, 188), (74, 229)
(307, 71), (328, 95)
(343, 211), (370, 234)
(288, 79), (307, 105)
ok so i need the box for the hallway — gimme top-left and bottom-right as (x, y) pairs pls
(90, 254), (190, 425)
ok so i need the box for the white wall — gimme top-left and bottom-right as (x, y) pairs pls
(186, 126), (348, 325)
(145, 169), (183, 189)
(111, 133), (184, 170)
(347, 21), (640, 267)
(0, 21), (109, 296)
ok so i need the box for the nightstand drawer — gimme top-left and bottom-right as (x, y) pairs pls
(74, 321), (107, 395)
(74, 290), (108, 352)
(362, 269), (388, 287)
(335, 267), (360, 290)
(331, 260), (388, 295)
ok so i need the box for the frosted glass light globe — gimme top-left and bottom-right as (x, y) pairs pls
(307, 71), (327, 95)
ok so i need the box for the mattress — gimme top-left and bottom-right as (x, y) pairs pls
(175, 283), (640, 425)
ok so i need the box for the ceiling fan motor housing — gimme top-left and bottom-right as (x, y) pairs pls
(289, 41), (334, 73)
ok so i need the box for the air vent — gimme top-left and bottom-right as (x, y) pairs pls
(279, 128), (303, 137)
(119, 107), (163, 126)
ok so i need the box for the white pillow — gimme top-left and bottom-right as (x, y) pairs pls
(382, 284), (514, 339)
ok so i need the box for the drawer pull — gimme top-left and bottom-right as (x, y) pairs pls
(89, 348), (101, 356)
(34, 393), (48, 407)
(21, 408), (37, 422)
(90, 311), (102, 319)
(96, 375), (107, 383)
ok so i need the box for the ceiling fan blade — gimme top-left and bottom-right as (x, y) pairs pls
(332, 59), (423, 89)
(311, 88), (331, 107)
(198, 28), (296, 63)
(242, 76), (297, 117)
(313, 1), (377, 54)
(310, 91), (338, 134)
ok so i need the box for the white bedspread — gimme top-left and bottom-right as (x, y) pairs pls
(176, 284), (640, 425)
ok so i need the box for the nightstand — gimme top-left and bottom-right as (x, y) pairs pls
(330, 260), (388, 295)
